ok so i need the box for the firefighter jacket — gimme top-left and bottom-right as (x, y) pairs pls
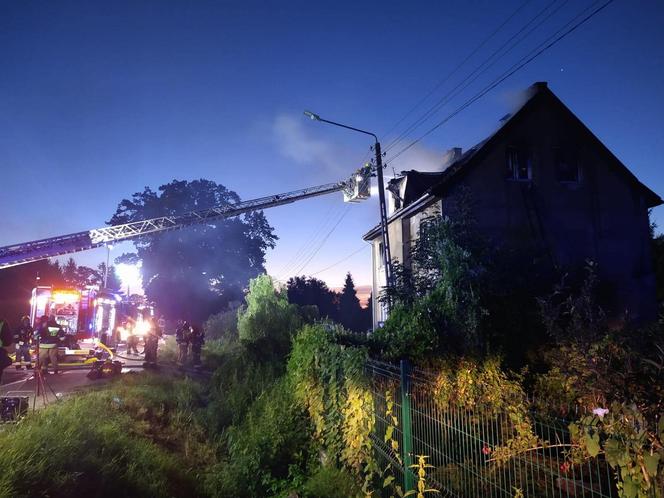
(190, 327), (205, 348)
(38, 321), (65, 348)
(175, 325), (191, 344)
(14, 324), (34, 346)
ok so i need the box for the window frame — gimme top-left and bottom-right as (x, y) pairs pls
(505, 146), (532, 182)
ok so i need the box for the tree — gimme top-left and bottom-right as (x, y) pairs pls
(286, 276), (339, 320)
(338, 272), (363, 332)
(109, 179), (277, 322)
(238, 274), (300, 360)
(96, 263), (121, 291)
(0, 260), (64, 327)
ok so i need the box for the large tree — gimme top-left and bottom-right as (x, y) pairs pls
(338, 272), (363, 332)
(109, 179), (277, 322)
(286, 276), (339, 320)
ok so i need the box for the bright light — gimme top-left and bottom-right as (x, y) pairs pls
(115, 263), (143, 295)
(134, 320), (151, 336)
(118, 325), (129, 341)
(52, 291), (80, 304)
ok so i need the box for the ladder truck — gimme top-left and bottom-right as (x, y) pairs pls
(0, 167), (371, 270)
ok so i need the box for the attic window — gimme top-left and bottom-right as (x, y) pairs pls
(506, 146), (531, 181)
(555, 148), (579, 183)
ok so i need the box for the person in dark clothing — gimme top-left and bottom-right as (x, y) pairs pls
(143, 318), (162, 366)
(13, 315), (34, 369)
(189, 324), (205, 367)
(38, 316), (65, 374)
(175, 320), (191, 366)
(0, 318), (15, 382)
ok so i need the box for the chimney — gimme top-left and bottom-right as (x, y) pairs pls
(441, 147), (463, 170)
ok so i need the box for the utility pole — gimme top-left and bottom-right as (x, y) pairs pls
(303, 111), (394, 305)
(372, 140), (394, 297)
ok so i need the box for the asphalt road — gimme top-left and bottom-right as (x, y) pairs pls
(0, 345), (146, 410)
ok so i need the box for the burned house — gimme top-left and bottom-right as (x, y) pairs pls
(364, 82), (662, 328)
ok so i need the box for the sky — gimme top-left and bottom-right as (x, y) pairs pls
(1, 0), (663, 293)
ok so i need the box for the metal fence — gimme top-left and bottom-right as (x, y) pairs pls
(366, 358), (626, 498)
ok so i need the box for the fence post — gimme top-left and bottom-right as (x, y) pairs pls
(400, 358), (415, 493)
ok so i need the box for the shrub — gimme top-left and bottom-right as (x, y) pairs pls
(301, 465), (362, 498)
(201, 341), (285, 435)
(206, 378), (313, 498)
(238, 274), (301, 360)
(204, 307), (239, 343)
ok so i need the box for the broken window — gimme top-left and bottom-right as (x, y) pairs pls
(506, 146), (531, 181)
(555, 147), (580, 183)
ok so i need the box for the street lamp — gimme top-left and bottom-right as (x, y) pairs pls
(103, 244), (113, 289)
(303, 110), (394, 299)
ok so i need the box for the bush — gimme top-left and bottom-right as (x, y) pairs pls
(238, 275), (301, 360)
(204, 308), (239, 343)
(206, 378), (313, 498)
(301, 465), (362, 498)
(201, 341), (285, 435)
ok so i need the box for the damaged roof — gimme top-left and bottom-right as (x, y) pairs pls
(364, 82), (662, 241)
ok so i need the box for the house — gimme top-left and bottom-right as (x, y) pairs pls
(364, 82), (662, 329)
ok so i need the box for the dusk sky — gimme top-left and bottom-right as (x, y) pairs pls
(1, 0), (663, 291)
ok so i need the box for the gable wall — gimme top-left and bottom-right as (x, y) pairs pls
(455, 98), (656, 319)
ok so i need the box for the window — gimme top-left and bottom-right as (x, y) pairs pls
(506, 146), (531, 181)
(554, 147), (579, 183)
(377, 242), (384, 267)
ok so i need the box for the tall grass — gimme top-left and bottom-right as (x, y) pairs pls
(0, 373), (214, 498)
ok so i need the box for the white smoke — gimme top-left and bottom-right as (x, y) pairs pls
(385, 142), (444, 175)
(272, 114), (350, 175)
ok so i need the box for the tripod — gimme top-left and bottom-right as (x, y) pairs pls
(32, 337), (58, 412)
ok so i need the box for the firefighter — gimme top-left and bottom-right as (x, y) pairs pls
(13, 315), (33, 369)
(38, 315), (65, 374)
(175, 320), (191, 366)
(0, 318), (14, 382)
(190, 324), (205, 368)
(143, 317), (162, 366)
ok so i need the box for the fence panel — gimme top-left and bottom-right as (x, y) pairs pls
(366, 358), (626, 498)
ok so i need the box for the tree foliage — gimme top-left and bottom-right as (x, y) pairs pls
(376, 193), (489, 359)
(286, 273), (370, 333)
(338, 272), (365, 332)
(0, 260), (63, 326)
(287, 276), (339, 320)
(237, 274), (300, 360)
(60, 257), (121, 290)
(109, 179), (277, 322)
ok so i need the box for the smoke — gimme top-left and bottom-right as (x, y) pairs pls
(271, 114), (351, 175)
(386, 142), (444, 174)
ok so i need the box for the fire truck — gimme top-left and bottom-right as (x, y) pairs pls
(29, 285), (122, 343)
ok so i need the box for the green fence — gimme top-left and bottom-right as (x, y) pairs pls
(366, 358), (629, 498)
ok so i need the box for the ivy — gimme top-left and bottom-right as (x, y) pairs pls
(288, 322), (378, 495)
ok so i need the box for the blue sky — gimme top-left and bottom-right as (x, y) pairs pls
(1, 0), (663, 290)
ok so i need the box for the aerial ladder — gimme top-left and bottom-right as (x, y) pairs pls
(0, 168), (371, 270)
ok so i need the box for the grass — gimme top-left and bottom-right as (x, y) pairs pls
(0, 372), (215, 498)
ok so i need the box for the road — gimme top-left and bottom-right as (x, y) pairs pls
(1, 345), (146, 410)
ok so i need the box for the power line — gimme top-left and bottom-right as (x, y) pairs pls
(273, 200), (340, 277)
(386, 0), (615, 164)
(289, 205), (351, 276)
(309, 245), (369, 277)
(381, 0), (534, 143)
(385, 0), (564, 154)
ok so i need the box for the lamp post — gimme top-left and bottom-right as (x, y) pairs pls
(303, 111), (394, 301)
(103, 244), (113, 289)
